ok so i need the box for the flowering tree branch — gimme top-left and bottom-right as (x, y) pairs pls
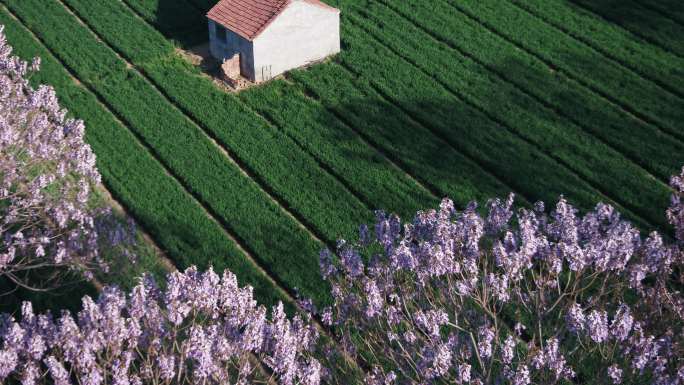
(0, 25), (134, 291)
(319, 170), (684, 385)
(0, 266), (322, 385)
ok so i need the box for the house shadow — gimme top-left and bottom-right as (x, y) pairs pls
(154, 0), (210, 48)
(0, 274), (98, 316)
(301, 50), (682, 236)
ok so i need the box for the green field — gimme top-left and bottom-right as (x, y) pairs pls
(2, 0), (682, 311)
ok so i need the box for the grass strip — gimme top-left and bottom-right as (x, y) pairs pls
(123, 0), (522, 214)
(507, 0), (684, 97)
(337, 6), (671, 231)
(333, 23), (623, 224)
(285, 63), (516, 208)
(448, 0), (684, 138)
(0, 8), (285, 307)
(569, 0), (684, 57)
(374, 0), (684, 181)
(633, 0), (684, 25)
(239, 80), (439, 219)
(59, 0), (674, 231)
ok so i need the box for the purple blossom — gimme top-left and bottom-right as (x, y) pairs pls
(512, 365), (531, 385)
(566, 303), (585, 333)
(608, 364), (622, 384)
(318, 249), (337, 280)
(363, 278), (383, 318)
(0, 267), (321, 385)
(543, 338), (574, 380)
(477, 326), (495, 359)
(44, 356), (69, 385)
(157, 354), (175, 381)
(318, 176), (684, 384)
(586, 310), (609, 343)
(610, 304), (633, 341)
(486, 273), (510, 302)
(667, 167), (684, 242)
(0, 349), (18, 380)
(321, 307), (333, 326)
(364, 366), (396, 385)
(502, 335), (516, 364)
(414, 310), (449, 339)
(0, 26), (135, 291)
(374, 211), (402, 253)
(457, 363), (471, 383)
(485, 193), (515, 234)
(420, 343), (452, 379)
(338, 240), (364, 278)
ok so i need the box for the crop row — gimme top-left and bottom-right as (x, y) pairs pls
(0, 8), (285, 306)
(569, 0), (684, 57)
(122, 0), (518, 214)
(118, 0), (451, 218)
(238, 80), (441, 218)
(327, 23), (624, 224)
(355, 0), (680, 226)
(446, 0), (684, 138)
(57, 0), (448, 233)
(506, 0), (684, 96)
(49, 0), (680, 230)
(281, 65), (515, 209)
(335, 4), (672, 230)
(186, 0), (662, 222)
(16, 0), (497, 303)
(179, 0), (684, 140)
(61, 0), (517, 224)
(131, 0), (533, 216)
(374, 0), (684, 182)
(3, 0), (338, 305)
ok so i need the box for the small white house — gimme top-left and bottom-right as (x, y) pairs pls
(207, 0), (341, 83)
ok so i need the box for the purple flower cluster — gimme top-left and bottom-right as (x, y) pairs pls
(668, 167), (684, 243)
(0, 266), (321, 385)
(0, 26), (133, 289)
(318, 169), (684, 384)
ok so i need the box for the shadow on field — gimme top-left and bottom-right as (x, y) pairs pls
(0, 275), (97, 315)
(568, 0), (684, 46)
(491, 55), (684, 180)
(154, 0), (208, 47)
(296, 50), (681, 235)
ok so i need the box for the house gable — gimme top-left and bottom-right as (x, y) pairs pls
(252, 0), (340, 81)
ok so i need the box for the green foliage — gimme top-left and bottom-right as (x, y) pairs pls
(332, 20), (652, 228)
(239, 79), (439, 219)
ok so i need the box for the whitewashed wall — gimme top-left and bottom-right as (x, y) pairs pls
(208, 19), (256, 80)
(252, 1), (340, 82)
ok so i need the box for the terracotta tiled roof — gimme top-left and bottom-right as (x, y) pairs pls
(207, 0), (339, 41)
